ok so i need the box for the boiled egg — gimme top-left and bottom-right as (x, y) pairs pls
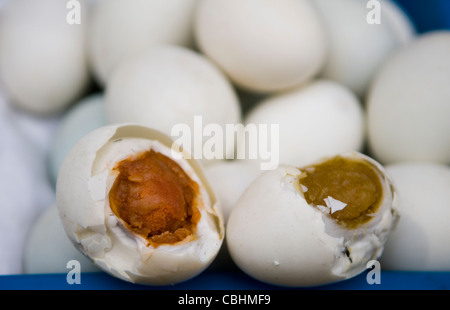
(105, 45), (241, 163)
(56, 123), (224, 285)
(227, 152), (399, 287)
(367, 31), (450, 165)
(0, 0), (90, 115)
(23, 205), (99, 274)
(195, 0), (327, 93)
(313, 0), (413, 97)
(204, 160), (262, 223)
(243, 79), (364, 167)
(380, 162), (450, 271)
(88, 0), (198, 85)
(48, 93), (107, 185)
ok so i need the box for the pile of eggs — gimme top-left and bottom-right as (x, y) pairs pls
(1, 0), (450, 287)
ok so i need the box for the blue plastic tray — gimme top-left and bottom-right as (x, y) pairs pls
(1, 270), (450, 290)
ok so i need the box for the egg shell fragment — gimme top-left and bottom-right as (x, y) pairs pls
(56, 123), (224, 285)
(226, 152), (398, 287)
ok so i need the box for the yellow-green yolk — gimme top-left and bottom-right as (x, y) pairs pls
(299, 156), (383, 228)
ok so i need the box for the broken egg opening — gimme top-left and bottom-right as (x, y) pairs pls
(109, 149), (201, 247)
(56, 123), (224, 285)
(298, 155), (384, 229)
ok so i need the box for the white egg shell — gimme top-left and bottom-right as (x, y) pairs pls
(243, 80), (364, 167)
(56, 123), (224, 285)
(367, 31), (450, 165)
(380, 0), (416, 45)
(48, 93), (107, 185)
(226, 152), (398, 287)
(88, 0), (198, 85)
(204, 160), (263, 223)
(23, 205), (99, 274)
(381, 162), (450, 271)
(313, 0), (408, 97)
(0, 0), (90, 115)
(195, 0), (328, 93)
(105, 45), (241, 162)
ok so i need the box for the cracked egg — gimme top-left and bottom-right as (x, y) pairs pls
(56, 123), (224, 285)
(226, 151), (399, 287)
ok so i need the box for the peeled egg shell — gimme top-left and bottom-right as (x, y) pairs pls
(226, 152), (398, 287)
(195, 0), (328, 93)
(88, 0), (198, 85)
(56, 123), (224, 285)
(0, 0), (90, 115)
(105, 45), (241, 162)
(367, 31), (450, 165)
(23, 205), (99, 274)
(204, 160), (263, 223)
(313, 0), (409, 97)
(243, 79), (364, 167)
(380, 162), (450, 271)
(48, 93), (107, 185)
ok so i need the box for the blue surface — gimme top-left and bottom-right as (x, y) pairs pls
(1, 270), (450, 290)
(393, 0), (450, 33)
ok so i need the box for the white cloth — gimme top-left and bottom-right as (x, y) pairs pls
(0, 89), (57, 274)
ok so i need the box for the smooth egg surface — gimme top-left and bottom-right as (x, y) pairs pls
(0, 0), (90, 115)
(367, 31), (450, 165)
(381, 162), (450, 271)
(195, 0), (327, 93)
(48, 93), (107, 185)
(23, 205), (99, 274)
(313, 0), (410, 97)
(243, 80), (364, 167)
(204, 160), (263, 223)
(105, 45), (241, 163)
(88, 0), (198, 85)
